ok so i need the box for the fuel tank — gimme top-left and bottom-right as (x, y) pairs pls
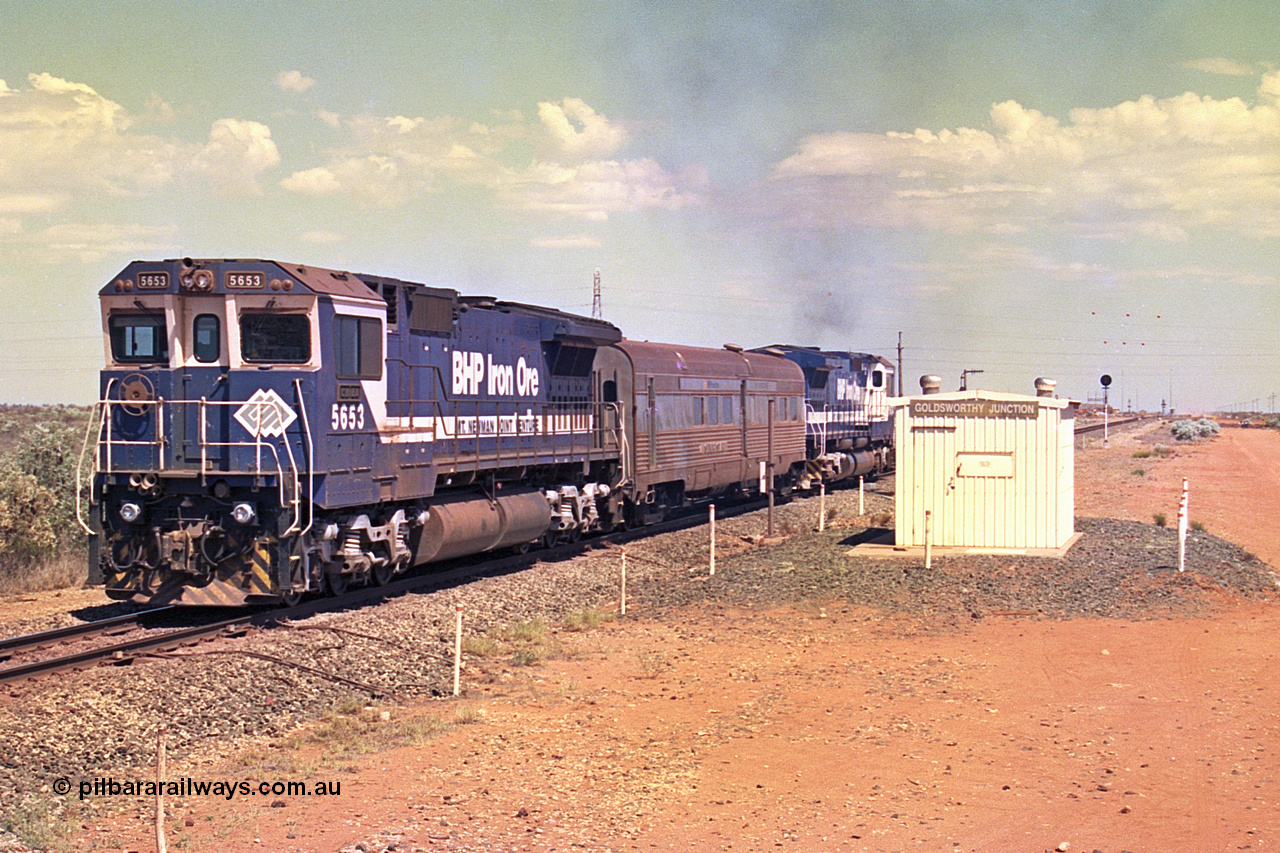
(413, 490), (551, 564)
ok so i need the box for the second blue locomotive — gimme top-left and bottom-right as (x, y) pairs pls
(754, 345), (895, 487)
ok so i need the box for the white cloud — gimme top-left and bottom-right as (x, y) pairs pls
(1182, 57), (1257, 76)
(1, 220), (176, 264)
(280, 98), (699, 220)
(530, 234), (602, 249)
(1262, 70), (1280, 104)
(768, 76), (1280, 239)
(536, 98), (629, 162)
(194, 118), (281, 197)
(0, 73), (285, 215)
(316, 109), (342, 129)
(300, 229), (344, 244)
(508, 158), (705, 220)
(275, 70), (316, 94)
(281, 155), (407, 207)
(280, 166), (342, 196)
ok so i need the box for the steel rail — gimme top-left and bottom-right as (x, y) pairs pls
(1074, 415), (1146, 435)
(0, 611), (271, 686)
(0, 606), (176, 661)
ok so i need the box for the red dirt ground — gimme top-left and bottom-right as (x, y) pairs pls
(42, 424), (1280, 852)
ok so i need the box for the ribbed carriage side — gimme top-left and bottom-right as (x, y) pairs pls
(605, 340), (806, 514)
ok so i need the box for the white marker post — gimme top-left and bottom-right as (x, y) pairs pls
(620, 548), (627, 616)
(859, 475), (865, 516)
(924, 509), (933, 570)
(1178, 477), (1189, 573)
(156, 725), (167, 853)
(453, 603), (463, 696)
(818, 483), (826, 532)
(709, 504), (716, 576)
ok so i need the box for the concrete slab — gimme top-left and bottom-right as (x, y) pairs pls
(846, 530), (1084, 560)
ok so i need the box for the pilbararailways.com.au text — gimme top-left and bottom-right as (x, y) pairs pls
(73, 776), (341, 801)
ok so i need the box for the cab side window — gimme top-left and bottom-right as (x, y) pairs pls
(334, 315), (383, 380)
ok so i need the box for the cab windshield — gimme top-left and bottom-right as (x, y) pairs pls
(240, 313), (310, 363)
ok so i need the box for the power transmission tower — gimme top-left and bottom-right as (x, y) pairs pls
(592, 268), (602, 320)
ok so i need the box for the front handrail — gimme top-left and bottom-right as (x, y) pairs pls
(88, 393), (306, 534)
(74, 396), (112, 535)
(292, 378), (315, 538)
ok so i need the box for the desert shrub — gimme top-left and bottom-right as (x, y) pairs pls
(0, 470), (59, 559)
(0, 406), (94, 593)
(1153, 512), (1167, 527)
(12, 420), (90, 536)
(1171, 418), (1220, 442)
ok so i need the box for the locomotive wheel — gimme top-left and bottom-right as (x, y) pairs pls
(325, 570), (348, 597)
(279, 589), (303, 607)
(371, 562), (394, 587)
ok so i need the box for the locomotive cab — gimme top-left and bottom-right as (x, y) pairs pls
(90, 260), (369, 605)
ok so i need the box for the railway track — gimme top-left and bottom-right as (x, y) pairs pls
(1074, 415), (1147, 435)
(0, 609), (265, 686)
(0, 493), (776, 687)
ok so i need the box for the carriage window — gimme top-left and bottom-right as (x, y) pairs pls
(707, 396), (719, 425)
(109, 314), (168, 364)
(693, 397), (704, 426)
(722, 396), (734, 424)
(193, 315), (220, 363)
(240, 313), (310, 363)
(334, 315), (383, 380)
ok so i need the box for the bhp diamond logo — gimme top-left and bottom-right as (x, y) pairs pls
(234, 389), (297, 438)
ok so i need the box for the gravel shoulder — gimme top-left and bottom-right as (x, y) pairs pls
(2, 422), (1279, 853)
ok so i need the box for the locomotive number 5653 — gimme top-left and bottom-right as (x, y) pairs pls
(332, 402), (365, 431)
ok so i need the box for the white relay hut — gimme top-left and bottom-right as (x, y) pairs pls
(892, 377), (1077, 552)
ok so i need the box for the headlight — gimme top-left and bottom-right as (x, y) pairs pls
(231, 503), (257, 525)
(119, 502), (142, 524)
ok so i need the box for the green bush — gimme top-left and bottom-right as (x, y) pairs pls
(0, 406), (94, 592)
(0, 470), (59, 559)
(12, 420), (90, 536)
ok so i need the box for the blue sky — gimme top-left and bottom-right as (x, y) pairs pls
(2, 0), (1277, 412)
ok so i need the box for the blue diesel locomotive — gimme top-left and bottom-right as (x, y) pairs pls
(753, 345), (895, 486)
(84, 258), (808, 605)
